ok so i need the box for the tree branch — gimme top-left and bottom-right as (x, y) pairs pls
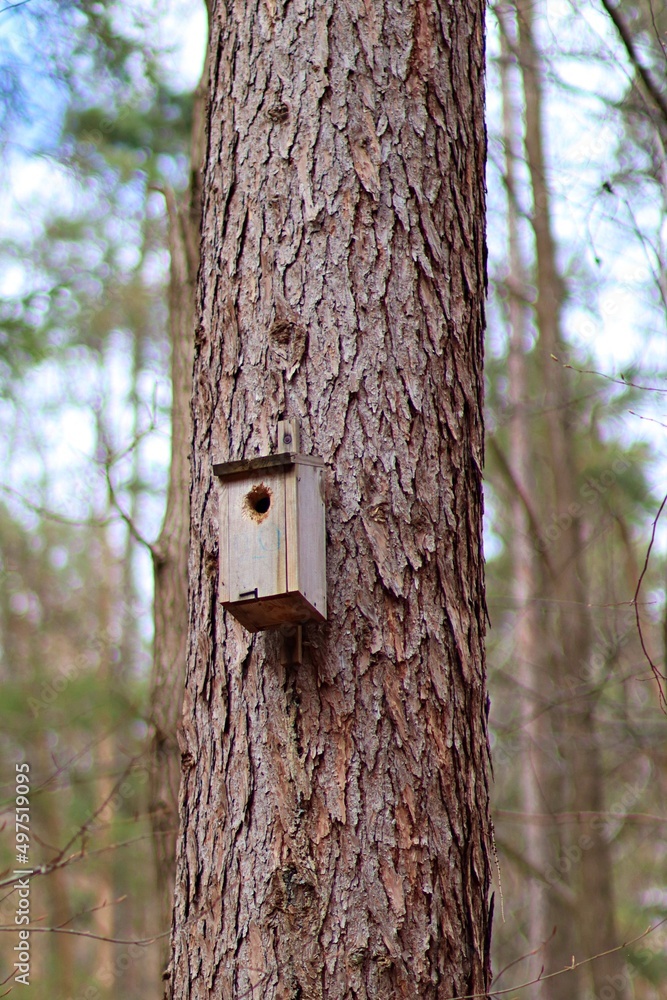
(600, 0), (667, 127)
(487, 434), (557, 581)
(0, 924), (168, 945)
(633, 490), (667, 710)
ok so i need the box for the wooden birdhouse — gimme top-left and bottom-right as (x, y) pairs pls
(213, 422), (327, 633)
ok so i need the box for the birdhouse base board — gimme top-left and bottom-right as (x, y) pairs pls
(223, 592), (326, 633)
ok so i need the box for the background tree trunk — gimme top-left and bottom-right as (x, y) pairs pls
(149, 29), (210, 949)
(513, 3), (630, 996)
(497, 10), (548, 974)
(167, 2), (491, 997)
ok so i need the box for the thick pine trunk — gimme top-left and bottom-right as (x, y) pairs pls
(167, 2), (491, 997)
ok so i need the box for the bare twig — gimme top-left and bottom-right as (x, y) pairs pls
(493, 927), (556, 985)
(0, 483), (111, 528)
(600, 0), (667, 128)
(632, 492), (667, 710)
(648, 0), (667, 65)
(0, 924), (168, 945)
(104, 459), (156, 556)
(487, 435), (557, 580)
(496, 809), (665, 826)
(56, 893), (127, 930)
(554, 356), (667, 394)
(0, 828), (177, 892)
(438, 917), (667, 1000)
(0, 0), (34, 16)
(628, 411), (667, 429)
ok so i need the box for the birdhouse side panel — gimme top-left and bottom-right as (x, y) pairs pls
(224, 472), (287, 603)
(218, 479), (230, 603)
(284, 466), (300, 596)
(294, 464), (327, 619)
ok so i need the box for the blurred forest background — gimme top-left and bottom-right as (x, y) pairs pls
(0, 1), (666, 998)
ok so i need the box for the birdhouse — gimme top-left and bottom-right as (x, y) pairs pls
(213, 422), (327, 633)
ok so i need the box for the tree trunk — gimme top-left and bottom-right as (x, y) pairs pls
(497, 8), (548, 972)
(149, 31), (209, 945)
(167, 2), (492, 997)
(514, 3), (630, 997)
(94, 532), (120, 995)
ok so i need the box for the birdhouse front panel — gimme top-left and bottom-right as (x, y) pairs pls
(215, 452), (327, 633)
(223, 470), (287, 604)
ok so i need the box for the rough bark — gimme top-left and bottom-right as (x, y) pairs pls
(149, 39), (210, 943)
(168, 2), (491, 998)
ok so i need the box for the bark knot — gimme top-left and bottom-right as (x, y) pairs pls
(268, 293), (308, 378)
(267, 100), (290, 123)
(271, 862), (318, 923)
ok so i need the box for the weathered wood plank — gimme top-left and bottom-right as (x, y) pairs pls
(217, 477), (230, 603)
(225, 471), (287, 602)
(213, 452), (324, 478)
(295, 464), (326, 620)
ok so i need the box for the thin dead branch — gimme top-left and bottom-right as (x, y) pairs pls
(600, 0), (667, 128)
(440, 916), (667, 1000)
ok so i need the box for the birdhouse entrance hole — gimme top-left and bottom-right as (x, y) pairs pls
(244, 484), (272, 522)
